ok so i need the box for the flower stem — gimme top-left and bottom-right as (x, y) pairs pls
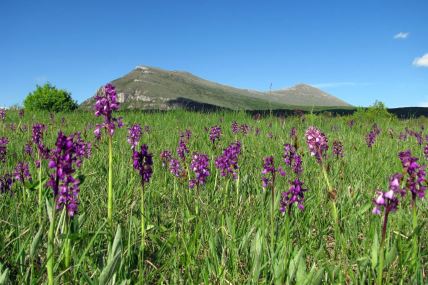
(107, 135), (113, 228)
(377, 210), (389, 285)
(38, 154), (43, 225)
(412, 203), (418, 263)
(270, 173), (276, 273)
(140, 181), (145, 280)
(47, 201), (56, 285)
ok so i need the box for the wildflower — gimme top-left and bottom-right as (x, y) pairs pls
(0, 109), (5, 121)
(24, 143), (33, 157)
(399, 132), (407, 141)
(332, 140), (344, 158)
(347, 120), (355, 128)
(241, 124), (250, 135)
(399, 150), (427, 201)
(262, 156), (276, 189)
(366, 124), (381, 148)
(18, 109), (24, 118)
(177, 138), (189, 161)
(0, 174), (13, 193)
(180, 129), (192, 142)
(169, 158), (185, 178)
(280, 178), (307, 213)
(13, 162), (32, 182)
(231, 121), (239, 134)
(215, 141), (241, 179)
(290, 127), (297, 140)
(424, 144), (428, 160)
(160, 150), (172, 167)
(132, 144), (153, 184)
(46, 132), (90, 218)
(32, 124), (49, 157)
(127, 124), (142, 150)
(283, 143), (303, 175)
(372, 174), (403, 215)
(93, 83), (122, 138)
(189, 153), (210, 189)
(0, 137), (8, 163)
(209, 125), (222, 144)
(305, 126), (329, 163)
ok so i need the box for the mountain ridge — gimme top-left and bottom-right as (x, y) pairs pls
(81, 65), (352, 110)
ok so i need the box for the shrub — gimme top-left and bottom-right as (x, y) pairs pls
(24, 83), (78, 112)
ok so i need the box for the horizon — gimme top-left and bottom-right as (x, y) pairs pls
(1, 0), (427, 108)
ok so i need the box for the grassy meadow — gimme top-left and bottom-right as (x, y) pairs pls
(0, 109), (427, 284)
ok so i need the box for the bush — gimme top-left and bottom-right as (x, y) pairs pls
(24, 83), (78, 112)
(353, 100), (394, 120)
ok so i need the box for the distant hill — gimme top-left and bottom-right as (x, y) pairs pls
(81, 65), (352, 110)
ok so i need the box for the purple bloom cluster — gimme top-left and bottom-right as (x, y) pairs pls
(180, 129), (192, 141)
(231, 121), (239, 134)
(209, 125), (222, 144)
(189, 153), (210, 189)
(133, 144), (153, 184)
(332, 140), (344, 158)
(366, 124), (381, 148)
(424, 144), (428, 160)
(18, 109), (24, 119)
(305, 126), (329, 163)
(262, 156), (285, 189)
(399, 150), (427, 201)
(280, 178), (307, 213)
(177, 138), (189, 161)
(24, 143), (33, 157)
(372, 173), (403, 215)
(215, 141), (241, 179)
(290, 127), (297, 141)
(347, 120), (355, 128)
(13, 162), (32, 182)
(241, 124), (250, 135)
(0, 137), (8, 163)
(46, 132), (91, 218)
(169, 158), (185, 178)
(160, 150), (172, 167)
(0, 174), (13, 193)
(127, 124), (142, 150)
(32, 124), (49, 158)
(283, 144), (303, 175)
(0, 109), (5, 121)
(93, 83), (123, 139)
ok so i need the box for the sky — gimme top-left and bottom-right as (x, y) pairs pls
(1, 0), (427, 108)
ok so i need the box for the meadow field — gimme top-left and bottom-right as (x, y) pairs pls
(0, 107), (427, 284)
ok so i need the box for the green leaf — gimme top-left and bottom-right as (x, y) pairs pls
(46, 198), (53, 223)
(371, 232), (379, 270)
(99, 225), (122, 285)
(288, 247), (305, 283)
(30, 226), (43, 258)
(0, 262), (9, 285)
(385, 243), (397, 267)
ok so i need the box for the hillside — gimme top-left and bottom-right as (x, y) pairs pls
(81, 66), (352, 110)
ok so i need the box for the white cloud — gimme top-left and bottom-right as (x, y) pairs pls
(393, 32), (409, 39)
(413, 53), (428, 67)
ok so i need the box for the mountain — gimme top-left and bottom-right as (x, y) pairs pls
(81, 65), (352, 110)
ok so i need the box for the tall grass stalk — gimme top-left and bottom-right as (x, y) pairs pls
(108, 135), (113, 228)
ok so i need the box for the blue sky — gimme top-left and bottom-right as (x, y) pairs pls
(1, 0), (427, 108)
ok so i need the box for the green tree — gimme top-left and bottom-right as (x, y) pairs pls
(24, 83), (78, 112)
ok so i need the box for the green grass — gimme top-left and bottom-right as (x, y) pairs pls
(0, 110), (427, 284)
